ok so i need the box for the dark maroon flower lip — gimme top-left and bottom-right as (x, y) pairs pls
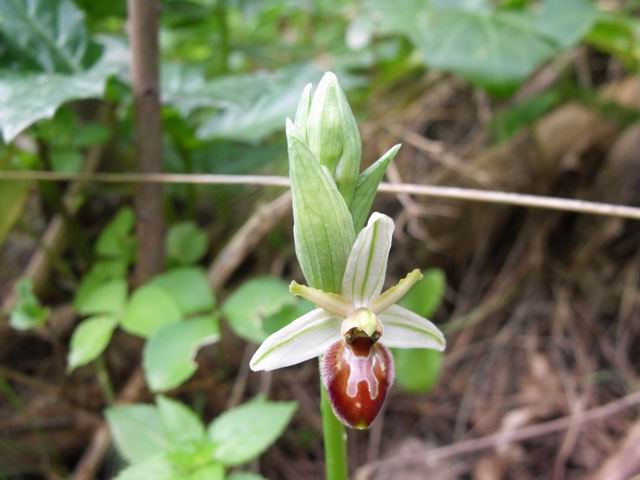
(321, 337), (395, 429)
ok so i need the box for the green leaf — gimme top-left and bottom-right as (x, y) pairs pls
(0, 67), (111, 143)
(399, 268), (446, 318)
(67, 315), (117, 371)
(50, 149), (83, 173)
(188, 464), (225, 480)
(414, 8), (556, 91)
(490, 90), (561, 141)
(227, 473), (267, 480)
(167, 221), (208, 265)
(114, 455), (174, 480)
(151, 267), (215, 316)
(208, 397), (297, 466)
(0, 32), (122, 142)
(74, 260), (128, 312)
(74, 279), (127, 317)
(96, 207), (137, 262)
(222, 276), (295, 343)
(73, 123), (110, 147)
(161, 63), (215, 117)
(287, 125), (356, 292)
(533, 0), (597, 49)
(364, 0), (426, 34)
(393, 348), (443, 394)
(143, 315), (220, 392)
(156, 395), (206, 444)
(350, 144), (400, 231)
(167, 442), (217, 475)
(9, 278), (49, 331)
(431, 0), (489, 9)
(586, 12), (640, 69)
(0, 0), (101, 73)
(121, 284), (183, 338)
(393, 268), (446, 392)
(365, 0), (560, 91)
(195, 64), (325, 143)
(106, 405), (171, 463)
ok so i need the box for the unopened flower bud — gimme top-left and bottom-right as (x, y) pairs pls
(305, 72), (361, 205)
(321, 337), (394, 429)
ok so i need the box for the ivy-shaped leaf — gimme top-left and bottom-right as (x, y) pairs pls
(0, 67), (111, 142)
(364, 0), (596, 92)
(0, 0), (102, 73)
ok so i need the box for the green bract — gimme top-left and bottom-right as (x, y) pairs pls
(287, 119), (355, 293)
(287, 71), (400, 293)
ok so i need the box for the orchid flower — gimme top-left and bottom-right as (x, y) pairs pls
(250, 212), (446, 429)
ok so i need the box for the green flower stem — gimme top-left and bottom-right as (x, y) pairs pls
(96, 356), (114, 404)
(320, 377), (348, 480)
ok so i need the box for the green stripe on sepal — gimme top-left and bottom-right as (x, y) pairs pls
(350, 144), (401, 232)
(287, 119), (356, 293)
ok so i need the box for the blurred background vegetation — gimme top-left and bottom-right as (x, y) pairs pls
(2, 0), (640, 478)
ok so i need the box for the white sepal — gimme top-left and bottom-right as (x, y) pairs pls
(342, 212), (394, 308)
(378, 305), (446, 351)
(249, 308), (342, 371)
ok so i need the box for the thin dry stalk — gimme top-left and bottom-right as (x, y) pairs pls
(128, 0), (165, 284)
(208, 190), (292, 290)
(1, 172), (640, 221)
(355, 390), (640, 479)
(73, 1), (165, 476)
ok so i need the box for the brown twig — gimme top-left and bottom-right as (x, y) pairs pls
(208, 190), (292, 291)
(386, 125), (493, 186)
(73, 1), (165, 476)
(355, 390), (640, 479)
(2, 172), (640, 221)
(225, 343), (255, 409)
(129, 0), (165, 284)
(590, 422), (640, 480)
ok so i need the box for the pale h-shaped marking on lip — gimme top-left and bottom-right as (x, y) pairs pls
(344, 347), (381, 400)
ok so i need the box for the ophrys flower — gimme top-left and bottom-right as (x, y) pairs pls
(250, 212), (446, 428)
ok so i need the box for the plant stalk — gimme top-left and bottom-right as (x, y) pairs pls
(95, 357), (114, 404)
(129, 0), (165, 285)
(320, 377), (348, 480)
